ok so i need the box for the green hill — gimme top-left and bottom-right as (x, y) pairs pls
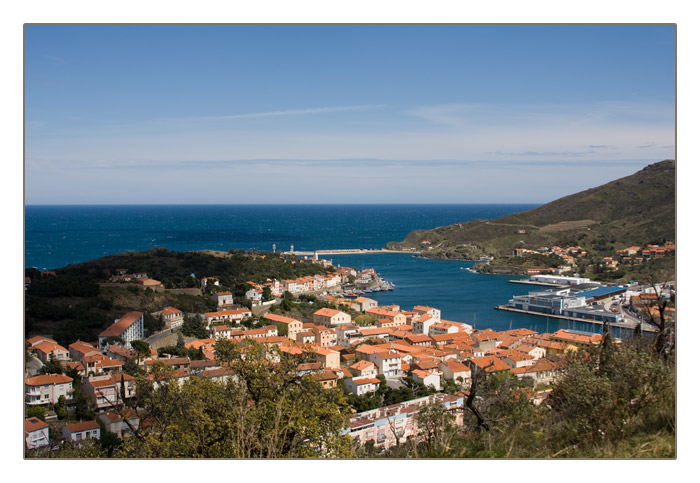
(386, 160), (676, 260)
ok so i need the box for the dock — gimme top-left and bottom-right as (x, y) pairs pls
(508, 280), (567, 287)
(494, 305), (657, 333)
(284, 248), (415, 256)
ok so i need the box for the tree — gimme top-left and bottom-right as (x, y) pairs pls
(40, 353), (64, 375)
(27, 406), (46, 421)
(181, 314), (209, 339)
(102, 336), (126, 347)
(262, 286), (274, 302)
(413, 402), (458, 456)
(130, 340), (151, 366)
(117, 340), (354, 458)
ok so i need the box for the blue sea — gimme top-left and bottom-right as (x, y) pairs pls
(25, 204), (622, 335)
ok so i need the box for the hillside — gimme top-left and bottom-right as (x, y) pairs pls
(24, 249), (330, 346)
(386, 160), (676, 260)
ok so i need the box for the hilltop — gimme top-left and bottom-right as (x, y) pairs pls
(386, 160), (676, 261)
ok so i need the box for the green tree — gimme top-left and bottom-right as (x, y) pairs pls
(27, 406), (47, 421)
(118, 340), (353, 458)
(40, 353), (64, 375)
(102, 336), (126, 347)
(130, 340), (151, 366)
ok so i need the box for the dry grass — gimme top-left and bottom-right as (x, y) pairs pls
(538, 219), (597, 233)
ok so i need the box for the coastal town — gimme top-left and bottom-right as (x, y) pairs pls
(23, 250), (674, 455)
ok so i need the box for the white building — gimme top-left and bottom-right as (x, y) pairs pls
(98, 311), (144, 349)
(25, 417), (50, 450)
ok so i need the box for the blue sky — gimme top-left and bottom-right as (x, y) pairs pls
(24, 24), (676, 204)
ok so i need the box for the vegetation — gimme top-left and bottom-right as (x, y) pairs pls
(115, 340), (354, 458)
(384, 335), (675, 458)
(387, 160), (676, 265)
(25, 249), (325, 345)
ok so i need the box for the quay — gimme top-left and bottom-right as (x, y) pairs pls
(509, 280), (567, 287)
(284, 248), (415, 256)
(494, 304), (657, 333)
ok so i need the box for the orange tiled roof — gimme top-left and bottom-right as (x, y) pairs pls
(25, 417), (48, 432)
(99, 312), (143, 338)
(25, 374), (73, 386)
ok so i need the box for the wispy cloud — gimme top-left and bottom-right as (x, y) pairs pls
(163, 104), (386, 123)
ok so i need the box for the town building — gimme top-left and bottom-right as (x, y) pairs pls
(98, 311), (144, 349)
(25, 374), (73, 406)
(25, 417), (50, 450)
(62, 421), (100, 445)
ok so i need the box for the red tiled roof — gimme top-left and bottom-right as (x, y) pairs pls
(25, 374), (73, 386)
(65, 420), (100, 432)
(99, 312), (143, 338)
(25, 417), (48, 432)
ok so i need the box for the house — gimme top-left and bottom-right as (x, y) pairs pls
(263, 313), (304, 339)
(354, 296), (378, 312)
(413, 305), (441, 320)
(297, 362), (324, 377)
(551, 329), (602, 350)
(25, 374), (73, 406)
(411, 369), (441, 390)
(137, 278), (163, 290)
(412, 313), (439, 335)
(368, 350), (403, 378)
(344, 393), (464, 450)
(145, 357), (191, 372)
(69, 340), (102, 362)
(310, 325), (338, 347)
(82, 374), (136, 410)
(344, 376), (381, 396)
(312, 369), (339, 389)
(25, 417), (50, 450)
(513, 343), (546, 360)
(98, 311), (144, 349)
(438, 360), (471, 385)
(349, 360), (378, 378)
(211, 325), (232, 340)
(511, 358), (565, 386)
(60, 361), (86, 376)
(26, 336), (57, 348)
(367, 307), (407, 326)
(313, 308), (352, 327)
(205, 308), (252, 326)
(311, 346), (341, 369)
(62, 421), (100, 445)
(428, 322), (460, 337)
(200, 368), (238, 384)
(334, 324), (361, 347)
(104, 344), (138, 362)
(99, 410), (139, 438)
(245, 288), (263, 304)
(468, 355), (511, 374)
(33, 341), (70, 364)
(211, 291), (234, 307)
(157, 306), (184, 329)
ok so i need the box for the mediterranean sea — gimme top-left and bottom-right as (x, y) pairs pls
(25, 204), (620, 336)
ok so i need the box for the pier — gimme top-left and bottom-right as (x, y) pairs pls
(283, 248), (416, 256)
(494, 305), (657, 333)
(508, 280), (568, 287)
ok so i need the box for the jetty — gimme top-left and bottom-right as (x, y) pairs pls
(283, 248), (415, 256)
(508, 279), (568, 287)
(494, 304), (657, 333)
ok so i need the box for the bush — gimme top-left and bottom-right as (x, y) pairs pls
(27, 406), (47, 421)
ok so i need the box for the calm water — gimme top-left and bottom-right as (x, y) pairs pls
(25, 204), (620, 335)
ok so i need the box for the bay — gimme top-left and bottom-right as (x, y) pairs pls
(25, 203), (619, 335)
